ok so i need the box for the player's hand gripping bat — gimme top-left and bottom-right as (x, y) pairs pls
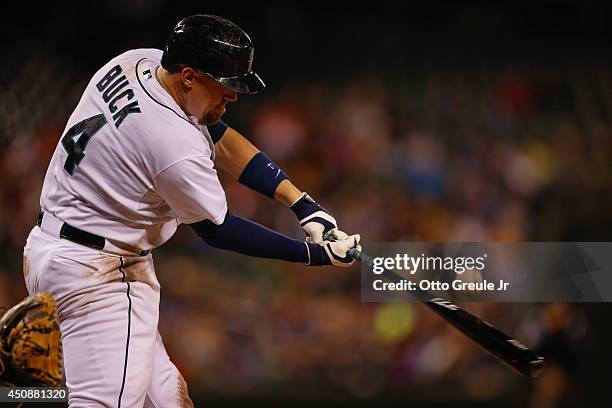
(323, 232), (545, 377)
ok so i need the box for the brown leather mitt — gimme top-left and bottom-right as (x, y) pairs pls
(0, 292), (63, 386)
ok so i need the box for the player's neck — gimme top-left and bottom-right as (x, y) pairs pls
(156, 67), (187, 112)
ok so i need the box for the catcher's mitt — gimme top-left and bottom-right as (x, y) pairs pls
(0, 292), (63, 386)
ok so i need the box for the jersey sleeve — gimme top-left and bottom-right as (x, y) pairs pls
(154, 156), (227, 225)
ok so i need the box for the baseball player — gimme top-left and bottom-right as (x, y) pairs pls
(23, 14), (360, 407)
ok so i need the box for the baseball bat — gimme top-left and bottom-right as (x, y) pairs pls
(324, 232), (545, 377)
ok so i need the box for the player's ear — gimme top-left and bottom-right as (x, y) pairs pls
(180, 67), (198, 90)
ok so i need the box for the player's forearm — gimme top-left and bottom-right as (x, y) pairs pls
(190, 212), (326, 264)
(214, 126), (302, 206)
(212, 126), (344, 243)
(273, 179), (303, 207)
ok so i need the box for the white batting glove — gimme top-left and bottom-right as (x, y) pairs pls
(306, 233), (361, 267)
(291, 193), (340, 243)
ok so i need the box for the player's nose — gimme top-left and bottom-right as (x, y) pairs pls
(225, 90), (238, 103)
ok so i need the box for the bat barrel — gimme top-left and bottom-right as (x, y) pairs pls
(328, 232), (546, 378)
(425, 300), (545, 378)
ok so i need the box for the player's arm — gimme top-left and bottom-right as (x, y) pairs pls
(209, 122), (342, 243)
(154, 155), (359, 267)
(210, 122), (300, 205)
(190, 212), (359, 267)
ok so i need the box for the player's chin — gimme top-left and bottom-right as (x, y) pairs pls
(200, 108), (226, 125)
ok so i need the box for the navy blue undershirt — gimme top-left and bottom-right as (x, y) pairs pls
(190, 212), (327, 265)
(207, 120), (228, 143)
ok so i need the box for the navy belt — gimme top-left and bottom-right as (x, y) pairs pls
(37, 211), (150, 256)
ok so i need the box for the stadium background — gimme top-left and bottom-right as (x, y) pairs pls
(1, 1), (611, 406)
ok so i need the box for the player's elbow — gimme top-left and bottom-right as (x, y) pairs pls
(190, 212), (232, 248)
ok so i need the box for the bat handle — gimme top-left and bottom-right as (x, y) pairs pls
(322, 231), (372, 266)
(348, 247), (372, 265)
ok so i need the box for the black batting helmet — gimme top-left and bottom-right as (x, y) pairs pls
(161, 14), (265, 95)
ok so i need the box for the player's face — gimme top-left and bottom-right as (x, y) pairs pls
(192, 72), (238, 125)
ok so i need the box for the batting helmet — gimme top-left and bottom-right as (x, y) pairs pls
(161, 14), (265, 95)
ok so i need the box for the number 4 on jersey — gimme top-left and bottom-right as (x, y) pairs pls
(61, 114), (107, 175)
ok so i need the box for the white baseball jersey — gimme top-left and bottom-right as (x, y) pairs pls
(40, 48), (227, 250)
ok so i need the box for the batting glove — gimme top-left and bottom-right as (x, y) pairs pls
(307, 232), (361, 267)
(291, 192), (346, 243)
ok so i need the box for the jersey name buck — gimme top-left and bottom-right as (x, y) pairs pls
(40, 49), (228, 251)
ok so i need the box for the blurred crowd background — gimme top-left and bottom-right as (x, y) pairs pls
(1, 1), (611, 406)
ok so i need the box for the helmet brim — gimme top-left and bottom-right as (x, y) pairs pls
(216, 71), (265, 95)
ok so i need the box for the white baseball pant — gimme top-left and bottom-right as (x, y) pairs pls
(23, 217), (193, 407)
